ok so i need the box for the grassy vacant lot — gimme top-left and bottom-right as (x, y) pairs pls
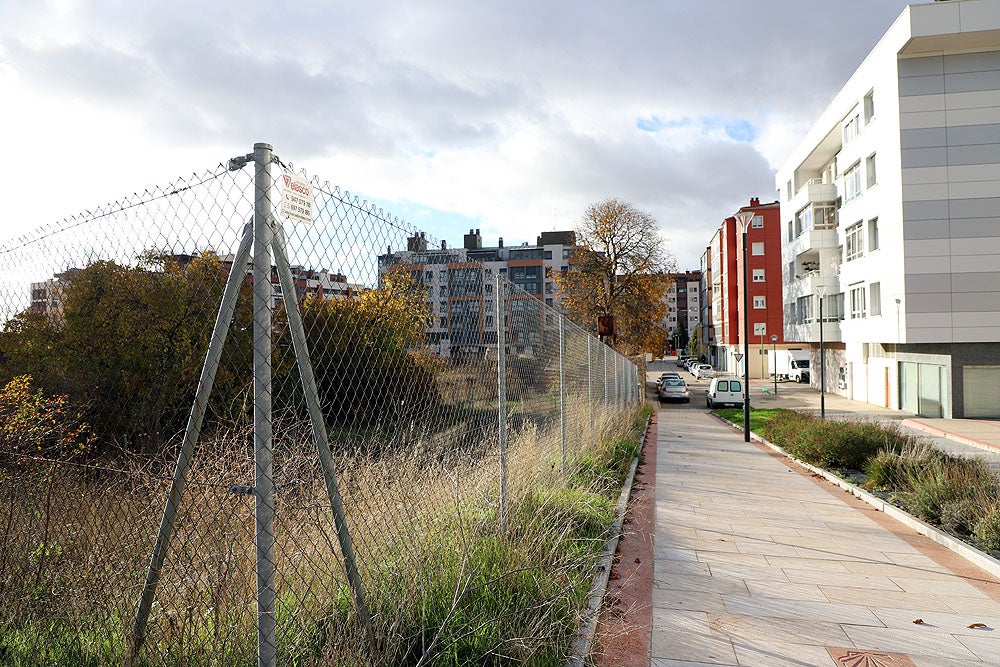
(714, 407), (1000, 557)
(0, 403), (651, 666)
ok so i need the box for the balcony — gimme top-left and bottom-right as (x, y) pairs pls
(789, 179), (838, 213)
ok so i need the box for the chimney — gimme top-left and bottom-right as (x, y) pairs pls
(498, 236), (504, 248)
(441, 240), (447, 250)
(463, 228), (482, 250)
(750, 197), (760, 207)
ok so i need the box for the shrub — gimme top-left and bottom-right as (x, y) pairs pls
(759, 413), (916, 470)
(0, 375), (95, 459)
(975, 507), (1000, 553)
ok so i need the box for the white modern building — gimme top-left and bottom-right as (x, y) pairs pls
(777, 0), (1000, 418)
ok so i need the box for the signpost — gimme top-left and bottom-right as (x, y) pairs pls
(279, 172), (314, 224)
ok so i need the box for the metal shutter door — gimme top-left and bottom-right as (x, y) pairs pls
(964, 365), (1000, 419)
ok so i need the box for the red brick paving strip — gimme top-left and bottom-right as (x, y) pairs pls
(592, 412), (656, 666)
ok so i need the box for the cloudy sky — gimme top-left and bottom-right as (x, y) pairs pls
(0, 0), (915, 270)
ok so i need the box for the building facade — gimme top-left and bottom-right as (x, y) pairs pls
(378, 229), (576, 357)
(776, 0), (1000, 418)
(709, 198), (788, 379)
(663, 271), (702, 354)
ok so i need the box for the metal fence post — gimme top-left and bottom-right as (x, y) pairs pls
(496, 274), (508, 525)
(252, 142), (277, 667)
(559, 314), (566, 471)
(603, 345), (608, 409)
(587, 335), (594, 434)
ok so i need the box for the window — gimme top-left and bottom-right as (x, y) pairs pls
(850, 285), (867, 319)
(820, 293), (844, 321)
(864, 90), (875, 124)
(796, 295), (813, 322)
(753, 295), (766, 309)
(427, 286), (434, 297)
(866, 153), (877, 188)
(439, 317), (447, 327)
(788, 261), (796, 281)
(545, 298), (553, 307)
(786, 180), (792, 199)
(751, 215), (764, 229)
(562, 248), (571, 260)
(752, 269), (765, 282)
(425, 270), (433, 281)
(870, 282), (881, 316)
(787, 220), (794, 242)
(544, 250), (552, 259)
(794, 207), (811, 236)
(868, 218), (879, 251)
(485, 316), (494, 328)
(439, 300), (447, 312)
(751, 242), (764, 256)
(843, 113), (860, 145)
(753, 322), (766, 336)
(439, 286), (448, 297)
(846, 222), (864, 261)
(844, 162), (862, 201)
(439, 270), (447, 281)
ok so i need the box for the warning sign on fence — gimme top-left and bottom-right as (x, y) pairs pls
(279, 173), (314, 224)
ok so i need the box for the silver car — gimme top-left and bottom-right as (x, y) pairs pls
(657, 378), (691, 403)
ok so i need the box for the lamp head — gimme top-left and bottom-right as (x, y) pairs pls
(734, 211), (754, 232)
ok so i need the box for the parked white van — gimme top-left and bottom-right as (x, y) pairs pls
(706, 377), (744, 408)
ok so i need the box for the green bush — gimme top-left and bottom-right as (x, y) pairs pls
(759, 412), (913, 470)
(975, 507), (1000, 553)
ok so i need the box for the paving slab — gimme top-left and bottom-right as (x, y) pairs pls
(650, 405), (1000, 666)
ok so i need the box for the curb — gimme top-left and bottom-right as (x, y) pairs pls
(566, 413), (650, 667)
(903, 418), (1000, 456)
(710, 413), (1000, 581)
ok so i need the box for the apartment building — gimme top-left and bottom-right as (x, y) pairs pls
(663, 271), (702, 353)
(709, 198), (787, 379)
(776, 0), (1000, 418)
(698, 247), (713, 361)
(378, 229), (576, 357)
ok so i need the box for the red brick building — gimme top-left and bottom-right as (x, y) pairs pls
(709, 198), (786, 378)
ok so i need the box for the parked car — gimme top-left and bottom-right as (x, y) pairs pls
(658, 378), (691, 403)
(692, 364), (715, 379)
(706, 377), (745, 408)
(676, 355), (692, 368)
(657, 371), (681, 388)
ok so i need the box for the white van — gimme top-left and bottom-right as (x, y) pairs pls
(706, 377), (744, 408)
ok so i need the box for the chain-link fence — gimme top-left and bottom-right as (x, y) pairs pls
(0, 142), (641, 666)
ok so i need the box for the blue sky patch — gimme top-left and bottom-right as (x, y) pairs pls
(637, 114), (756, 143)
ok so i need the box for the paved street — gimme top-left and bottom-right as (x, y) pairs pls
(646, 361), (1000, 666)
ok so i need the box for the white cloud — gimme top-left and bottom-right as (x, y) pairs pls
(0, 0), (914, 269)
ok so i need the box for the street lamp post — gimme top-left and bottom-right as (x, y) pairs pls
(735, 211), (753, 442)
(770, 333), (778, 396)
(817, 284), (828, 419)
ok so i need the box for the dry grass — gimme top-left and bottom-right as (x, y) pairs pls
(0, 400), (645, 666)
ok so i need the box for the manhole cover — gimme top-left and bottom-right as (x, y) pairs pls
(826, 647), (916, 667)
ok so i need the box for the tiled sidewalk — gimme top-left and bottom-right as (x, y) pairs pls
(652, 409), (1000, 667)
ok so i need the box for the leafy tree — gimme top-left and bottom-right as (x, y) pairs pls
(554, 198), (674, 355)
(687, 328), (700, 359)
(0, 252), (252, 453)
(274, 264), (441, 434)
